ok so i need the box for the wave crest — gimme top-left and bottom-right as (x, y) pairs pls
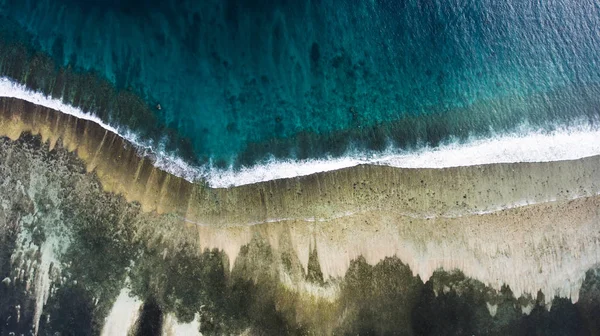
(2, 77), (600, 188)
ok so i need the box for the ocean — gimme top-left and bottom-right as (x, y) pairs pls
(1, 0), (600, 175)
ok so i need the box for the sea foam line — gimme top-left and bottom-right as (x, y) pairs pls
(206, 124), (600, 187)
(2, 77), (600, 188)
(0, 77), (202, 181)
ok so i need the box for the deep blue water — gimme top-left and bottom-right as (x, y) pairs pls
(1, 0), (600, 167)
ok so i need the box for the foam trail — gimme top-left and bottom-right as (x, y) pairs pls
(32, 242), (56, 336)
(2, 77), (600, 188)
(0, 78), (121, 135)
(207, 125), (600, 187)
(376, 126), (600, 168)
(0, 77), (203, 182)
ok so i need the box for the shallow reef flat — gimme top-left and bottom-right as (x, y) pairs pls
(1, 98), (600, 335)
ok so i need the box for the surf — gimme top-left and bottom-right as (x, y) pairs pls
(2, 76), (600, 189)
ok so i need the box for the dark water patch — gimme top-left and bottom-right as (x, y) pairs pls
(578, 269), (600, 333)
(40, 285), (96, 336)
(135, 297), (163, 336)
(1, 0), (600, 168)
(129, 245), (228, 327)
(335, 256), (423, 335)
(520, 298), (586, 336)
(0, 178), (37, 335)
(412, 269), (600, 336)
(127, 234), (308, 335)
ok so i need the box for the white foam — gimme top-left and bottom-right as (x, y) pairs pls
(2, 77), (600, 188)
(162, 313), (202, 336)
(32, 242), (57, 336)
(0, 77), (202, 182)
(376, 126), (600, 169)
(0, 78), (122, 135)
(521, 303), (536, 315)
(486, 302), (498, 317)
(207, 125), (600, 187)
(101, 287), (142, 336)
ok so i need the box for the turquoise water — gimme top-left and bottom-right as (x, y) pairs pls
(0, 0), (600, 167)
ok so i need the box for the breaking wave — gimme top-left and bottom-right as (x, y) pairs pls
(2, 77), (600, 188)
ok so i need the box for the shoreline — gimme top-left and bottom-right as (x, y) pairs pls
(2, 77), (600, 188)
(2, 96), (600, 225)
